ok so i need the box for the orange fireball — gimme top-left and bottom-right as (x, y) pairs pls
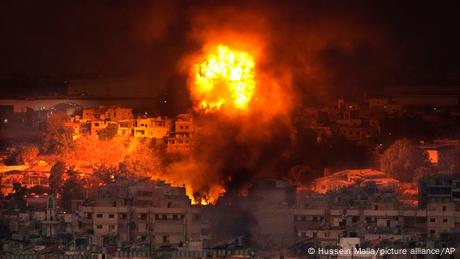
(193, 44), (256, 112)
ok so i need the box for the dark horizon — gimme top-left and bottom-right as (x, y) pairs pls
(1, 0), (460, 100)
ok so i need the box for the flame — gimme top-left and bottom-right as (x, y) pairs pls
(193, 44), (256, 112)
(186, 184), (226, 205)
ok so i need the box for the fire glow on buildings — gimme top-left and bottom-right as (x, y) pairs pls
(2, 1), (460, 258)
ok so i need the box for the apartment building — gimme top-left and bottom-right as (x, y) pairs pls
(167, 114), (194, 153)
(67, 107), (195, 153)
(293, 196), (460, 247)
(82, 107), (133, 123)
(133, 117), (170, 139)
(75, 181), (208, 249)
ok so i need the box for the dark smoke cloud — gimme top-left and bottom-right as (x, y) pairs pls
(3, 1), (460, 100)
(0, 0), (189, 99)
(163, 1), (393, 198)
(185, 1), (399, 105)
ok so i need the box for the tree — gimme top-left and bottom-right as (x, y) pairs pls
(43, 112), (74, 153)
(287, 165), (316, 186)
(93, 166), (119, 184)
(98, 124), (118, 140)
(61, 169), (84, 211)
(380, 139), (429, 182)
(15, 145), (39, 165)
(49, 161), (65, 194)
(12, 182), (27, 210)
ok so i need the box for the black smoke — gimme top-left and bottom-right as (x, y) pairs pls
(1, 1), (460, 101)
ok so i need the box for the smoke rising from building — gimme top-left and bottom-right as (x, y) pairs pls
(161, 2), (394, 200)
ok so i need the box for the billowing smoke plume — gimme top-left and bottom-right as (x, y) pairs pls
(160, 2), (394, 201)
(183, 2), (397, 104)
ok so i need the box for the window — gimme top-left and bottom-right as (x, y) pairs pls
(97, 214), (103, 218)
(430, 218), (436, 223)
(119, 213), (127, 220)
(86, 213), (93, 219)
(139, 213), (147, 220)
(96, 225), (103, 229)
(443, 218), (448, 223)
(442, 206), (447, 211)
(163, 235), (169, 243)
(352, 216), (359, 223)
(416, 217), (427, 224)
(109, 225), (115, 231)
(109, 214), (114, 219)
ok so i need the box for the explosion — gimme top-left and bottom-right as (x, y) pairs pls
(192, 44), (256, 112)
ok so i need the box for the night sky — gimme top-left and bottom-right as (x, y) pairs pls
(1, 0), (460, 99)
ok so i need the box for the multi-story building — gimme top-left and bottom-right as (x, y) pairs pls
(67, 107), (195, 153)
(80, 106), (134, 136)
(294, 188), (460, 247)
(419, 173), (460, 207)
(306, 98), (383, 145)
(133, 117), (171, 139)
(75, 180), (208, 249)
(418, 139), (459, 166)
(82, 106), (133, 123)
(117, 119), (135, 136)
(3, 175), (460, 255)
(90, 120), (118, 136)
(167, 114), (194, 153)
